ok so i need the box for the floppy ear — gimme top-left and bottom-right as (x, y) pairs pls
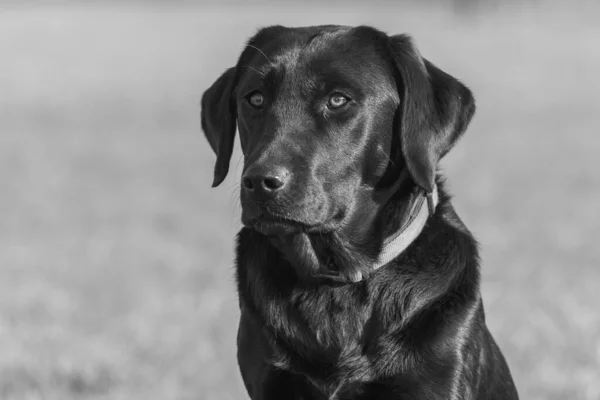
(389, 34), (475, 194)
(201, 67), (237, 187)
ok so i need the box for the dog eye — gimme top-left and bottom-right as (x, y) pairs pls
(327, 93), (350, 109)
(246, 92), (265, 109)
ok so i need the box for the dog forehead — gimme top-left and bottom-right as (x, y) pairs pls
(290, 28), (386, 67)
(249, 25), (352, 58)
(241, 26), (394, 87)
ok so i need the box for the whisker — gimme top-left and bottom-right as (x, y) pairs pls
(384, 153), (396, 168)
(229, 186), (240, 204)
(235, 155), (244, 172)
(246, 44), (271, 63)
(229, 188), (241, 224)
(229, 183), (240, 206)
(241, 65), (265, 76)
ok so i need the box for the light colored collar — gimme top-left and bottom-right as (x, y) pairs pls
(371, 184), (439, 272)
(316, 184), (440, 284)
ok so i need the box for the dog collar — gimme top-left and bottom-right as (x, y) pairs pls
(317, 185), (439, 284)
(371, 185), (439, 272)
(317, 184), (439, 283)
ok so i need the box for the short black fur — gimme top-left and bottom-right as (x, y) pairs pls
(201, 25), (518, 399)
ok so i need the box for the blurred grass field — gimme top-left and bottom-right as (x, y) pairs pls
(1, 2), (599, 399)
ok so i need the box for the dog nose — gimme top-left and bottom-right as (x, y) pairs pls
(242, 165), (290, 197)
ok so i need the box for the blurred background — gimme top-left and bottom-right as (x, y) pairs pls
(1, 1), (599, 399)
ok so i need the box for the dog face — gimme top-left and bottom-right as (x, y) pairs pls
(202, 25), (475, 236)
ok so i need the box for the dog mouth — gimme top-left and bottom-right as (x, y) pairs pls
(243, 212), (337, 236)
(245, 215), (319, 236)
(241, 200), (347, 236)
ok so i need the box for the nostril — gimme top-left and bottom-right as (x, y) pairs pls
(242, 177), (254, 190)
(263, 176), (284, 191)
(243, 166), (290, 195)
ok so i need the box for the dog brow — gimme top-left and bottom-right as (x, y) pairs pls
(246, 44), (271, 64)
(240, 65), (266, 76)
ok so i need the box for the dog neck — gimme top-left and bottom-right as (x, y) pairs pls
(373, 185), (438, 270)
(268, 174), (440, 284)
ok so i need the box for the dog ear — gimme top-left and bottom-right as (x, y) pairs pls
(201, 67), (237, 187)
(389, 34), (475, 194)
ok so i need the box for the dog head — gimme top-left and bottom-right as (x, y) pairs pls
(201, 25), (474, 237)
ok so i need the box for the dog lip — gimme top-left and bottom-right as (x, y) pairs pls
(253, 220), (301, 236)
(249, 218), (302, 236)
(244, 214), (322, 236)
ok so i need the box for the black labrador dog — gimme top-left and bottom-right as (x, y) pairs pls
(201, 25), (518, 400)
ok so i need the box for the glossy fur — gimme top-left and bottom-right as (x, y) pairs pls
(201, 25), (518, 399)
